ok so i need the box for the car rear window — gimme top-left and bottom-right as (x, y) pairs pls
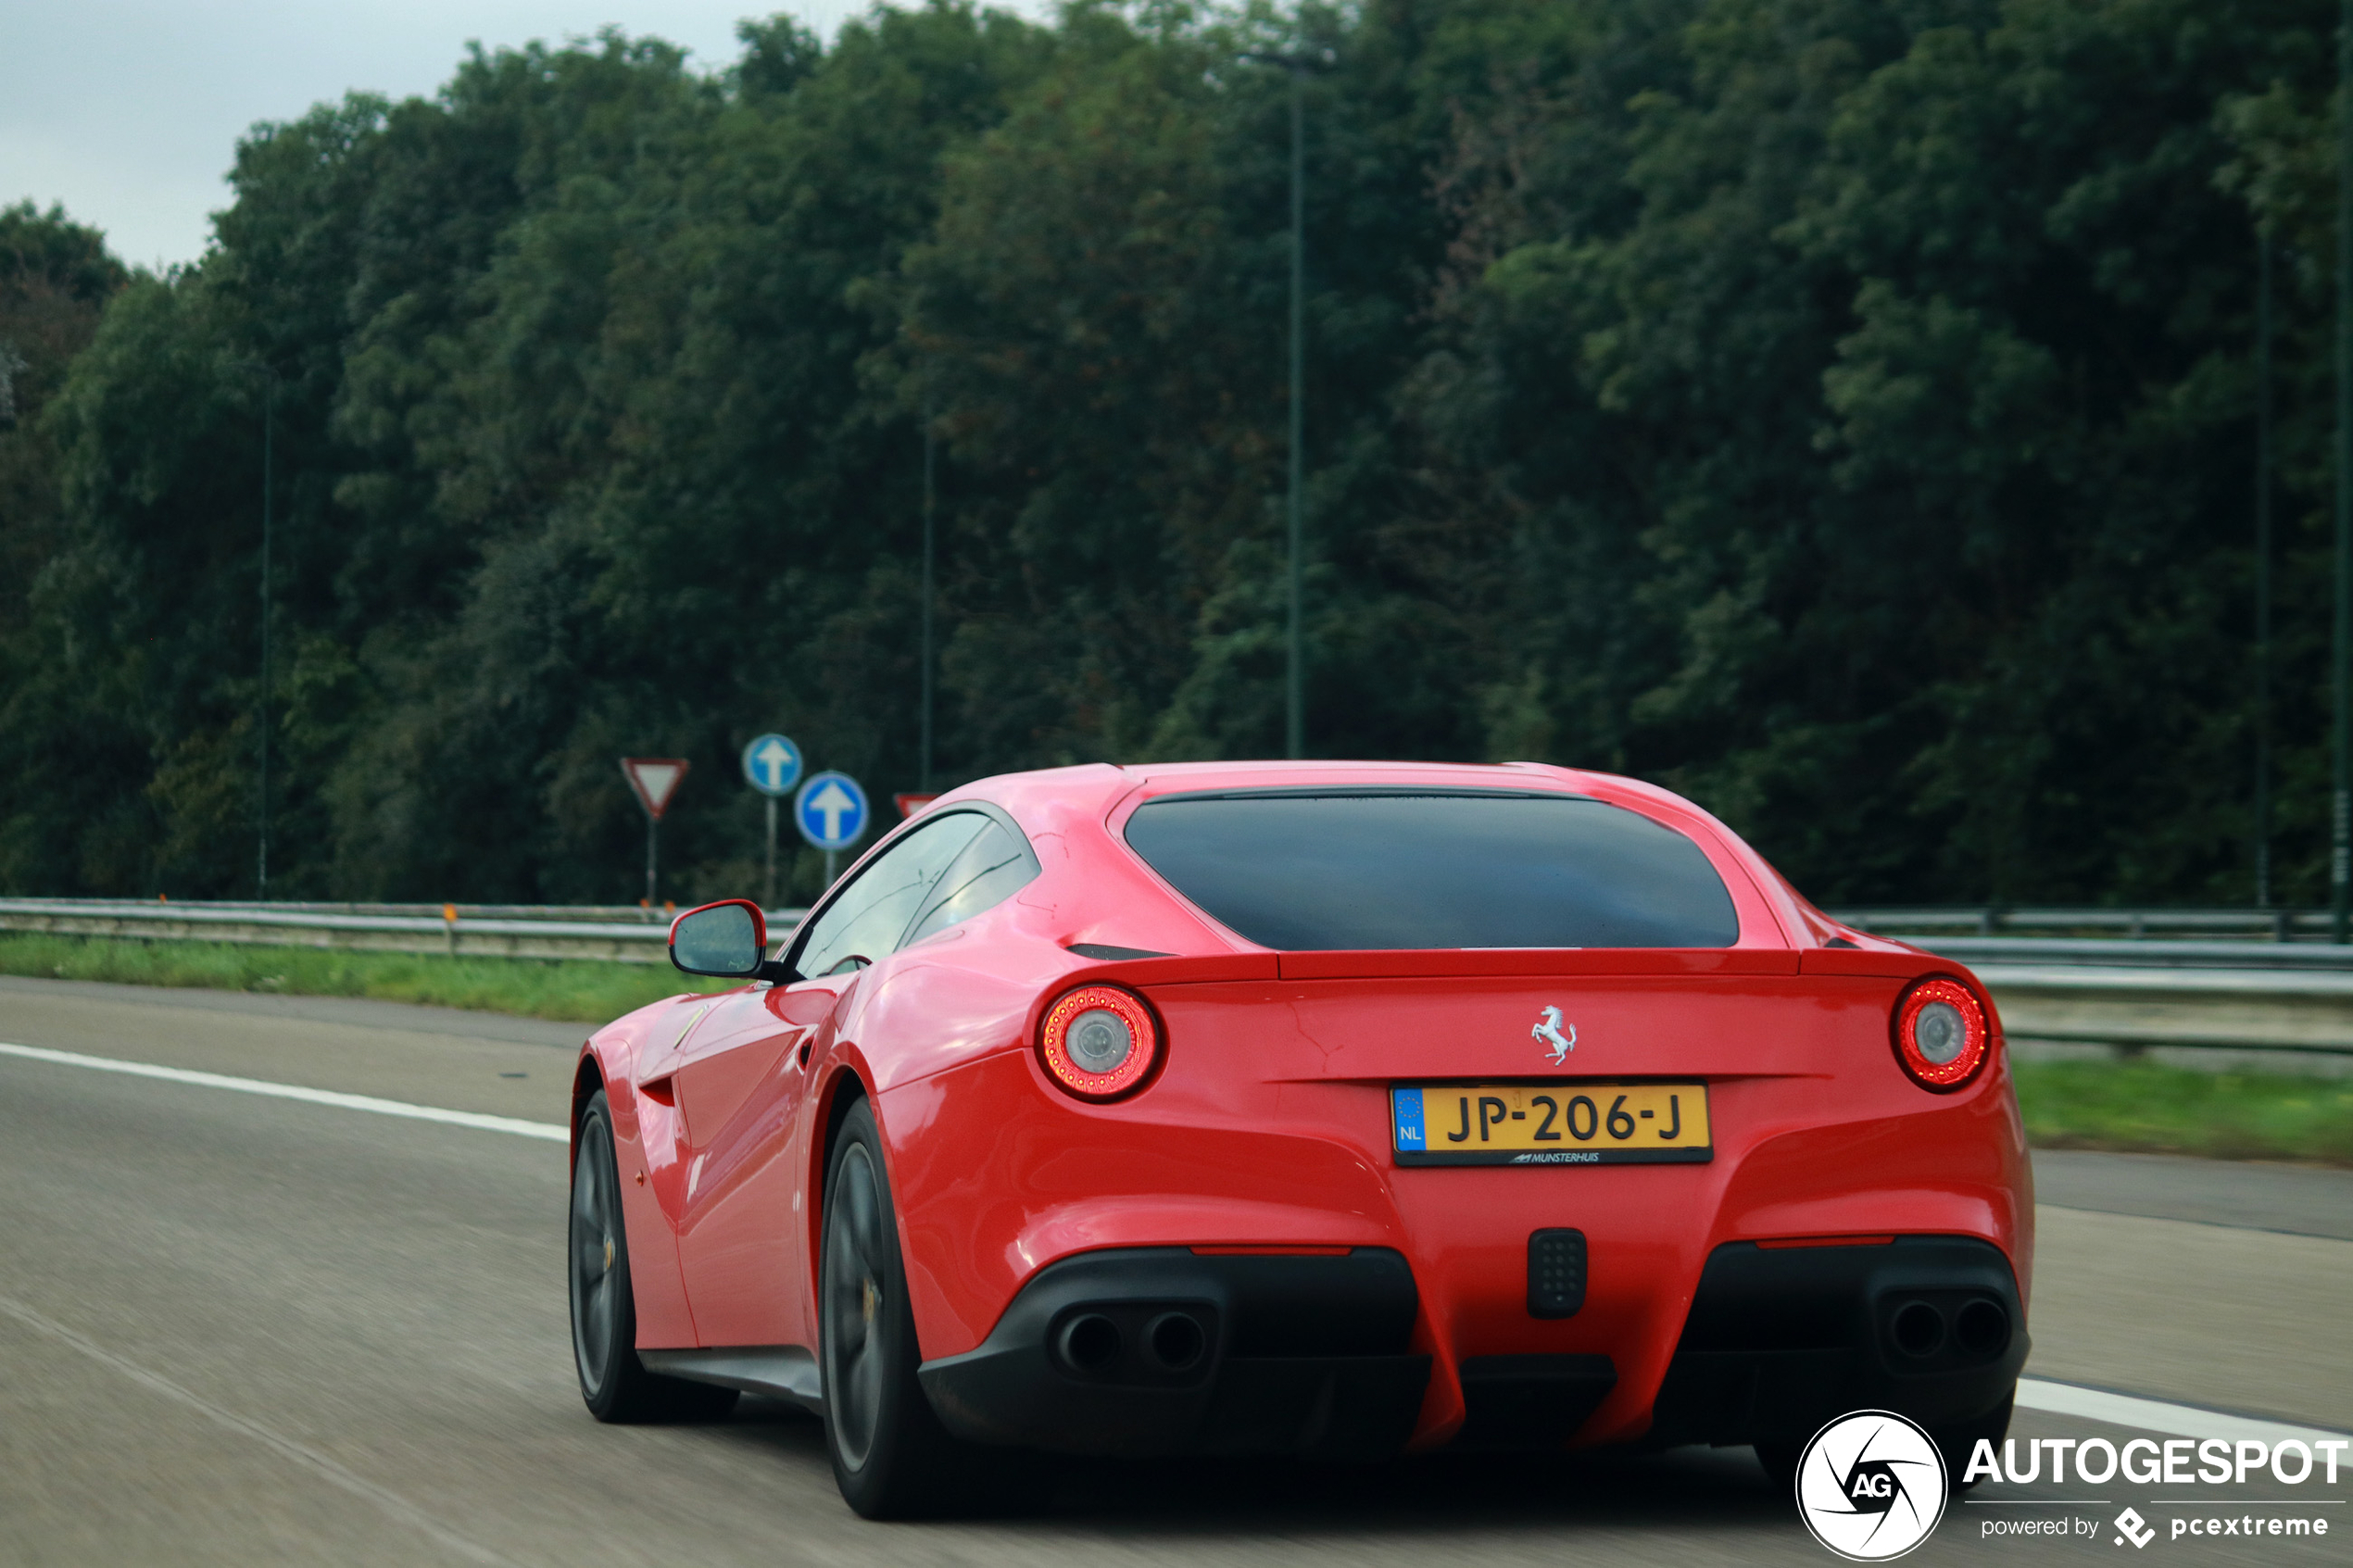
(1122, 789), (1741, 950)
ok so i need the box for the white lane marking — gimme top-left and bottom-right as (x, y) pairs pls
(2019, 1378), (2348, 1446)
(0, 1294), (516, 1566)
(0, 1041), (567, 1142)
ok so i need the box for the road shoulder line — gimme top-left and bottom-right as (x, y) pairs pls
(0, 1040), (567, 1142)
(2018, 1377), (2348, 1445)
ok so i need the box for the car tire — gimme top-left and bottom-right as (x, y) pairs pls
(820, 1098), (978, 1518)
(1933, 1388), (2014, 1493)
(1755, 1390), (2012, 1498)
(570, 1089), (740, 1424)
(1754, 1437), (1802, 1496)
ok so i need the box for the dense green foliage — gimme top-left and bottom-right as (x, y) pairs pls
(1, 0), (2341, 907)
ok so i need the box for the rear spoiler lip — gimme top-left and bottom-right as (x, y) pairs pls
(1276, 948), (1800, 980)
(1059, 947), (1980, 987)
(1057, 947), (1809, 985)
(1796, 945), (1980, 981)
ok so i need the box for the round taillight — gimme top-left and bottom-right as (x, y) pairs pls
(1039, 985), (1160, 1100)
(1893, 977), (1991, 1090)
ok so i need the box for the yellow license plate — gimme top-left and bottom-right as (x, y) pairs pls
(1391, 1083), (1711, 1165)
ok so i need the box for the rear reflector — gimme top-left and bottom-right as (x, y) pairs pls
(1189, 1245), (1353, 1257)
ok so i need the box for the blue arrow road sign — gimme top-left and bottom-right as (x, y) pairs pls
(794, 771), (868, 850)
(740, 733), (803, 797)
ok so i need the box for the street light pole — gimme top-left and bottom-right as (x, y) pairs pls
(2258, 220), (2275, 911)
(2337, 0), (2352, 940)
(1244, 49), (1328, 760)
(1284, 66), (1304, 760)
(921, 400), (936, 791)
(257, 380), (273, 900)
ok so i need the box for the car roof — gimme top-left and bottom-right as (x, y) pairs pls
(932, 759), (1705, 828)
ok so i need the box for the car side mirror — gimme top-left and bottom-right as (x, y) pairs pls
(669, 899), (786, 980)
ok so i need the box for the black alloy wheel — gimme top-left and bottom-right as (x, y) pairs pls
(1933, 1388), (2014, 1492)
(819, 1098), (976, 1517)
(570, 1089), (737, 1424)
(1754, 1437), (1803, 1497)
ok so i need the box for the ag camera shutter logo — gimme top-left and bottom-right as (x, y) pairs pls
(1794, 1410), (1948, 1561)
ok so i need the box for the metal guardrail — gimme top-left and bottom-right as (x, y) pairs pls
(1833, 906), (2329, 941)
(1902, 937), (2353, 972)
(1832, 921), (2353, 1056)
(3, 898), (2349, 1058)
(0, 897), (807, 965)
(67, 898), (696, 923)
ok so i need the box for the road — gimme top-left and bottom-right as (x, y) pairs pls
(1, 974), (2345, 1566)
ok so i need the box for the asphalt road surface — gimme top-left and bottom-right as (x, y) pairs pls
(2, 974), (2346, 1567)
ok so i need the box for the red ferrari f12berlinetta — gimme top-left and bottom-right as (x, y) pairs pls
(566, 761), (2028, 1516)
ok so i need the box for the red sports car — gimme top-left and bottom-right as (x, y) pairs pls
(566, 761), (2030, 1516)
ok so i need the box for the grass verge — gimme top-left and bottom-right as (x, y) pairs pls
(2011, 1060), (2353, 1166)
(0, 933), (732, 1025)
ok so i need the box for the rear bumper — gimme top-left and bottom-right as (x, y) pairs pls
(919, 1236), (2023, 1458)
(1647, 1236), (2029, 1446)
(881, 1044), (2032, 1454)
(917, 1247), (1431, 1459)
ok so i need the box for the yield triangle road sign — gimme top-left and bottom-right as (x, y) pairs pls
(621, 757), (690, 819)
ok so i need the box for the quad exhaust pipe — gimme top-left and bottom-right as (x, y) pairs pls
(1889, 1296), (2010, 1359)
(1054, 1312), (1122, 1374)
(1145, 1311), (1205, 1372)
(1052, 1307), (1210, 1376)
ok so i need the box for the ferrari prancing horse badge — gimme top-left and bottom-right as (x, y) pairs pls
(1533, 1006), (1575, 1062)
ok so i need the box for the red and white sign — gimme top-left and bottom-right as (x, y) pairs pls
(621, 758), (690, 819)
(894, 793), (940, 819)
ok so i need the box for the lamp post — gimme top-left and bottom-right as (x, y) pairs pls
(1242, 48), (1332, 759)
(921, 398), (936, 792)
(2258, 220), (2275, 911)
(226, 358), (284, 899)
(256, 373), (275, 899)
(2335, 0), (2353, 938)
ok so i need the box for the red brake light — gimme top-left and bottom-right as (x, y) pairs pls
(1893, 977), (1991, 1091)
(1039, 985), (1160, 1100)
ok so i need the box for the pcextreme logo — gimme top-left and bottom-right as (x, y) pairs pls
(1795, 1410), (1948, 1561)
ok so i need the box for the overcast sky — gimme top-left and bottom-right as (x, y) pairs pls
(4, 1), (1042, 271)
